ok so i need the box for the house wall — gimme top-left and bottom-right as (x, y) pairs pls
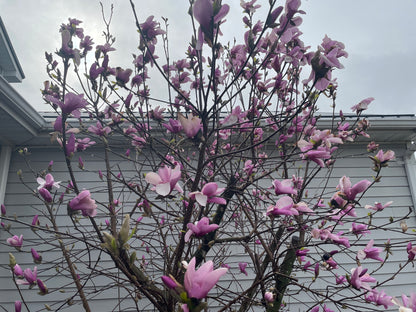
(0, 142), (415, 312)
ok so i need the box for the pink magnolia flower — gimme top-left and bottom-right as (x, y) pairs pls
(350, 266), (376, 290)
(145, 165), (183, 196)
(37, 173), (60, 190)
(374, 149), (395, 163)
(116, 67), (132, 85)
(178, 113), (202, 138)
(365, 289), (394, 309)
(392, 293), (416, 312)
(272, 179), (297, 195)
(17, 267), (37, 285)
(407, 242), (416, 261)
(266, 196), (298, 217)
(364, 201), (393, 211)
(357, 239), (384, 262)
(351, 222), (371, 235)
(184, 257), (228, 299)
(1, 204), (5, 215)
(311, 228), (350, 248)
(351, 97), (374, 113)
(88, 121), (111, 136)
(150, 106), (165, 121)
(46, 92), (88, 117)
(335, 274), (346, 284)
(239, 262), (248, 275)
(185, 217), (219, 242)
(303, 147), (331, 167)
(193, 0), (229, 48)
(337, 176), (371, 201)
(294, 202), (314, 214)
(163, 119), (183, 134)
(69, 190), (97, 217)
(7, 235), (23, 249)
(189, 182), (226, 206)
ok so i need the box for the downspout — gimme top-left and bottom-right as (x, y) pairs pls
(404, 140), (416, 213)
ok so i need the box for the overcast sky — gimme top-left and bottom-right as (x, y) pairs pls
(1, 0), (416, 115)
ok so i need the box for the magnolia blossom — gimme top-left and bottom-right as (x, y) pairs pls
(163, 119), (183, 134)
(272, 179), (297, 195)
(193, 0), (229, 48)
(37, 173), (61, 190)
(69, 190), (97, 217)
(7, 235), (23, 249)
(16, 267), (37, 285)
(311, 228), (350, 248)
(357, 239), (384, 262)
(351, 222), (371, 235)
(337, 176), (371, 201)
(350, 266), (376, 290)
(392, 293), (416, 312)
(351, 97), (374, 113)
(365, 289), (393, 309)
(407, 242), (416, 261)
(266, 196), (298, 216)
(178, 113), (202, 138)
(189, 182), (226, 206)
(364, 201), (393, 211)
(46, 92), (88, 117)
(184, 257), (228, 299)
(239, 262), (248, 276)
(145, 165), (183, 196)
(185, 217), (219, 242)
(88, 121), (111, 136)
(374, 149), (395, 163)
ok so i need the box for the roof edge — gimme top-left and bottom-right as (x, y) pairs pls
(0, 17), (25, 82)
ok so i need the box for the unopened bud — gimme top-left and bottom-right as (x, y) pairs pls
(119, 214), (131, 245)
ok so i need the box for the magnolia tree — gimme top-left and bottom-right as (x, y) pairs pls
(2, 0), (416, 311)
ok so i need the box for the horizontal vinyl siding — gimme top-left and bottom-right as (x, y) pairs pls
(0, 144), (415, 311)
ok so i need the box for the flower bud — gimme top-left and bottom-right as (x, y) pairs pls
(31, 248), (43, 264)
(264, 291), (274, 303)
(119, 214), (131, 245)
(15, 301), (22, 312)
(9, 253), (16, 268)
(39, 188), (53, 203)
(37, 278), (48, 295)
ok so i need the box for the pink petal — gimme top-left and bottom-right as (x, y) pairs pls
(145, 172), (162, 185)
(195, 193), (208, 206)
(156, 182), (171, 197)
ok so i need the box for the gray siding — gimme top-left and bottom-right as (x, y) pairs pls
(1, 143), (416, 311)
